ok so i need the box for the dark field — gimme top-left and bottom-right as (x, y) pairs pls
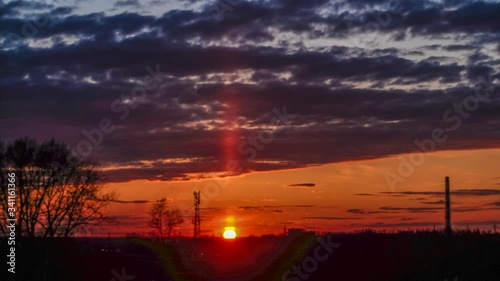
(1, 231), (499, 281)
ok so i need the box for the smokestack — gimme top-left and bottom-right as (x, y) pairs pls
(445, 176), (452, 236)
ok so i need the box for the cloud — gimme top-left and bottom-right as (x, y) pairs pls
(379, 206), (442, 213)
(346, 208), (384, 214)
(114, 0), (140, 7)
(355, 193), (405, 197)
(111, 199), (149, 204)
(1, 0), (499, 182)
(303, 216), (362, 221)
(50, 6), (75, 16)
(420, 200), (446, 205)
(378, 205), (496, 214)
(264, 205), (316, 208)
(350, 220), (499, 229)
(288, 183), (316, 188)
(350, 221), (441, 228)
(238, 206), (264, 210)
(454, 189), (500, 196)
(380, 189), (500, 197)
(443, 44), (478, 52)
(237, 204), (315, 212)
(453, 207), (487, 213)
(347, 208), (363, 214)
(486, 202), (500, 207)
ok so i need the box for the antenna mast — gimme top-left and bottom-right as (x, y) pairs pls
(193, 191), (201, 238)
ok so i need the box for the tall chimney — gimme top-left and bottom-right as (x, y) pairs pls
(445, 176), (452, 236)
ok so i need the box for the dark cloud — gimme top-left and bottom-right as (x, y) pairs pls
(1, 1), (54, 14)
(114, 0), (140, 8)
(265, 205), (316, 208)
(443, 44), (478, 52)
(350, 220), (499, 229)
(50, 6), (75, 16)
(237, 204), (316, 211)
(348, 204), (494, 216)
(292, 55), (464, 84)
(303, 216), (362, 221)
(450, 189), (500, 196)
(111, 199), (149, 204)
(238, 206), (264, 210)
(466, 65), (494, 80)
(355, 193), (405, 198)
(0, 0), (499, 182)
(453, 207), (491, 213)
(346, 208), (385, 214)
(378, 205), (497, 214)
(379, 206), (442, 213)
(288, 183), (315, 187)
(350, 221), (440, 228)
(420, 200), (445, 205)
(380, 189), (500, 197)
(468, 51), (492, 64)
(2, 77), (500, 183)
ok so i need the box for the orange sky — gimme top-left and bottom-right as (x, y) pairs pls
(98, 148), (500, 237)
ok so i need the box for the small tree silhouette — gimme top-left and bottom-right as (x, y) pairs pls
(149, 198), (184, 243)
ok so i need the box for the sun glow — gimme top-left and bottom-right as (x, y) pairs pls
(223, 226), (236, 239)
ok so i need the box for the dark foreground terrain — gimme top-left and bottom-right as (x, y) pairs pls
(1, 231), (499, 281)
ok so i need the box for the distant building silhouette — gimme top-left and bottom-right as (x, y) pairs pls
(445, 176), (452, 236)
(287, 228), (314, 236)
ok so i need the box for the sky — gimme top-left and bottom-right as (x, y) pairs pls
(1, 0), (500, 236)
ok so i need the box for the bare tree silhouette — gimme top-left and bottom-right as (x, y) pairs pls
(149, 198), (184, 242)
(0, 137), (116, 237)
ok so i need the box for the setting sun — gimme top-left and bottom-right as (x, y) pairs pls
(223, 227), (236, 239)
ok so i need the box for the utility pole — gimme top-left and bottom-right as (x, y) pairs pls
(444, 176), (452, 237)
